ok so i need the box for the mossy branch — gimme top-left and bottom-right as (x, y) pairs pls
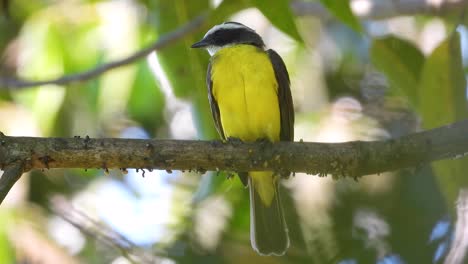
(1, 119), (468, 204)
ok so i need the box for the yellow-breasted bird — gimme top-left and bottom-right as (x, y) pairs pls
(191, 22), (294, 256)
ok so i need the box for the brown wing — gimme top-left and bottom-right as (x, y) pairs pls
(267, 49), (294, 142)
(207, 60), (225, 140)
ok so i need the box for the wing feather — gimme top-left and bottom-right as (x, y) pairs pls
(267, 49), (294, 142)
(207, 60), (225, 140)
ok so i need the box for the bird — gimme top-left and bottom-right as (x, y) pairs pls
(191, 21), (294, 256)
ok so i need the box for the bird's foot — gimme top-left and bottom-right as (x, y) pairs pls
(279, 170), (292, 179)
(255, 137), (271, 144)
(255, 138), (272, 152)
(226, 137), (243, 146)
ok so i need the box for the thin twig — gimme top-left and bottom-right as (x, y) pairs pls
(0, 161), (24, 204)
(50, 196), (161, 264)
(1, 1), (468, 89)
(0, 14), (207, 89)
(0, 119), (467, 178)
(291, 0), (468, 20)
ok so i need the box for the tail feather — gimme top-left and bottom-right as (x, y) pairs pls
(249, 173), (289, 256)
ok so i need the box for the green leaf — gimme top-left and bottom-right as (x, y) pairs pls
(192, 172), (244, 203)
(319, 0), (361, 32)
(12, 21), (67, 135)
(0, 211), (14, 264)
(370, 36), (425, 105)
(154, 0), (210, 98)
(251, 0), (303, 42)
(209, 0), (303, 42)
(418, 32), (468, 210)
(418, 32), (467, 128)
(209, 0), (251, 25)
(127, 61), (165, 135)
(154, 0), (219, 140)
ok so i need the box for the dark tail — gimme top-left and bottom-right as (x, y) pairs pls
(249, 173), (289, 256)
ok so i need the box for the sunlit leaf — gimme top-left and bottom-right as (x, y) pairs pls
(8, 0), (46, 21)
(61, 21), (101, 73)
(209, 0), (251, 25)
(418, 32), (468, 208)
(418, 32), (467, 128)
(0, 212), (14, 264)
(251, 0), (303, 42)
(12, 20), (67, 135)
(319, 0), (361, 32)
(370, 36), (425, 105)
(192, 172), (241, 203)
(154, 0), (209, 98)
(127, 61), (164, 135)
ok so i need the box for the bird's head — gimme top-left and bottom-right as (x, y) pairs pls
(191, 22), (265, 56)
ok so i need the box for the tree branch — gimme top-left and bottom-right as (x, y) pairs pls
(0, 14), (207, 89)
(291, 0), (468, 20)
(0, 161), (24, 204)
(0, 120), (467, 180)
(1, 1), (467, 90)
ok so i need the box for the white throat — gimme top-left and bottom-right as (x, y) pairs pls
(207, 46), (221, 56)
(206, 44), (233, 56)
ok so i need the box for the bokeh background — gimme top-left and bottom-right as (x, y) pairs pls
(0, 0), (468, 263)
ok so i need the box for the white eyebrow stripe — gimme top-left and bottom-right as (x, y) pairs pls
(204, 23), (253, 38)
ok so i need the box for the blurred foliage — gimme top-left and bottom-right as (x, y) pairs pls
(372, 33), (468, 209)
(0, 0), (467, 264)
(319, 0), (361, 32)
(0, 211), (14, 263)
(370, 36), (425, 103)
(418, 33), (468, 210)
(251, 0), (302, 42)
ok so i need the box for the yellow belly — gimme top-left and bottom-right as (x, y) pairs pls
(210, 45), (280, 142)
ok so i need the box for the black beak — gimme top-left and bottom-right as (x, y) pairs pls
(191, 39), (210, 48)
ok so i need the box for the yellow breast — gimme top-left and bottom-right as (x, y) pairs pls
(210, 45), (280, 142)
